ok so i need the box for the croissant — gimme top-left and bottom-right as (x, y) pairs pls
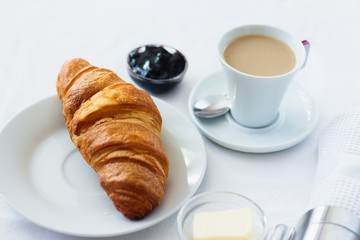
(56, 58), (169, 219)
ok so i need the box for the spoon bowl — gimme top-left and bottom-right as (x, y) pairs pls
(193, 94), (230, 118)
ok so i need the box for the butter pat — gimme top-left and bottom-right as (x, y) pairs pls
(192, 208), (254, 240)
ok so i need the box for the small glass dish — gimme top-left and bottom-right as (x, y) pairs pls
(127, 44), (188, 85)
(177, 191), (267, 240)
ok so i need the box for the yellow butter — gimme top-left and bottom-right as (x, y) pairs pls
(192, 208), (254, 240)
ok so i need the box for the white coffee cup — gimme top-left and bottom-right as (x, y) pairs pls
(218, 25), (309, 128)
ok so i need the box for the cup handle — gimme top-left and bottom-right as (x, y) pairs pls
(301, 40), (310, 69)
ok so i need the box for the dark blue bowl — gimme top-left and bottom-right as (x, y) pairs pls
(127, 44), (188, 85)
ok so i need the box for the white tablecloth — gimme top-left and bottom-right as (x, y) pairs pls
(1, 0), (360, 239)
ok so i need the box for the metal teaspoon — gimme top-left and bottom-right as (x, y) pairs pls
(193, 94), (230, 118)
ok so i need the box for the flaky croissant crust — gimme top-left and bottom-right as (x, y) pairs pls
(57, 58), (169, 219)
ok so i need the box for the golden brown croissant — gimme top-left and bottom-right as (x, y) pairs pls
(56, 58), (169, 219)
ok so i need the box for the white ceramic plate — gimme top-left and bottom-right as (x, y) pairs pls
(188, 71), (319, 153)
(0, 96), (206, 237)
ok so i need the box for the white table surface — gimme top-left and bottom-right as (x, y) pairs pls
(1, 0), (360, 239)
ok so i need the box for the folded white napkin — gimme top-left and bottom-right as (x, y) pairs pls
(310, 109), (360, 218)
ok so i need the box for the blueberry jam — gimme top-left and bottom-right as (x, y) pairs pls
(128, 45), (187, 81)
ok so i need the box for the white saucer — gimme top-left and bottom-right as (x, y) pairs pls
(188, 71), (319, 153)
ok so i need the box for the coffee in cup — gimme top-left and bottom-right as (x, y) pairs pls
(218, 25), (309, 128)
(224, 34), (296, 77)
